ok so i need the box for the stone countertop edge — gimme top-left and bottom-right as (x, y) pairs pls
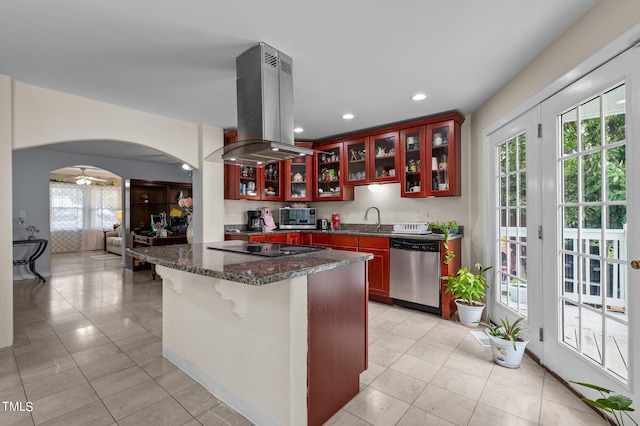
(126, 243), (373, 286)
(224, 228), (463, 241)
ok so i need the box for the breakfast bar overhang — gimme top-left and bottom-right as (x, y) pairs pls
(127, 243), (372, 426)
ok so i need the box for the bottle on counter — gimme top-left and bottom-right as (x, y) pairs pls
(331, 213), (340, 230)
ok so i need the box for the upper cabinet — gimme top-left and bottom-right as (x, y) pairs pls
(284, 146), (313, 201)
(368, 131), (399, 183)
(314, 142), (354, 201)
(426, 119), (461, 197)
(399, 126), (426, 197)
(345, 138), (368, 185)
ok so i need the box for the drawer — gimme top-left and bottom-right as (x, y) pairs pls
(358, 236), (389, 250)
(312, 233), (332, 245)
(332, 235), (358, 247)
(134, 235), (150, 244)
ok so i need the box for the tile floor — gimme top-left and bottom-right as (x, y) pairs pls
(1, 251), (606, 425)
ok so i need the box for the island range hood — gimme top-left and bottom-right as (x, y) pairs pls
(207, 42), (316, 165)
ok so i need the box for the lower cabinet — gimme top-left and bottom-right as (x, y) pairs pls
(300, 233), (312, 246)
(331, 235), (359, 252)
(266, 234), (287, 243)
(358, 237), (390, 304)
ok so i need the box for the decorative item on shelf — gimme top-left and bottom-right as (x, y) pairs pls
(152, 217), (168, 238)
(433, 133), (443, 146)
(25, 224), (40, 241)
(293, 172), (303, 182)
(142, 194), (149, 203)
(179, 197), (194, 243)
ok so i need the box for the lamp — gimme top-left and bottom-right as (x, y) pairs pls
(115, 211), (122, 222)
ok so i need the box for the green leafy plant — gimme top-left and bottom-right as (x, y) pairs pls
(477, 316), (529, 350)
(428, 220), (458, 264)
(442, 262), (492, 305)
(570, 381), (637, 426)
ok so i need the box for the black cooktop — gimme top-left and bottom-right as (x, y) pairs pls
(207, 241), (326, 257)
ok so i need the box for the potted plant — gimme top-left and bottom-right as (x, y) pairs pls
(478, 316), (530, 368)
(442, 262), (492, 326)
(570, 381), (637, 426)
(429, 220), (458, 264)
(25, 224), (40, 241)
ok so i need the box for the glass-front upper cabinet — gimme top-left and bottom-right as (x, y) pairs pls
(426, 119), (461, 196)
(284, 154), (312, 201)
(368, 131), (399, 183)
(314, 142), (354, 201)
(399, 126), (425, 197)
(345, 138), (367, 185)
(262, 162), (283, 201)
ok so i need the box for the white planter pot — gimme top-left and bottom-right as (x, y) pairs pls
(486, 329), (530, 368)
(454, 300), (485, 327)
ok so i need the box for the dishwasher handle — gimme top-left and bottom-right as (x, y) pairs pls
(390, 239), (440, 252)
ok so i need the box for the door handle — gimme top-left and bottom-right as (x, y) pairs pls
(632, 260), (640, 270)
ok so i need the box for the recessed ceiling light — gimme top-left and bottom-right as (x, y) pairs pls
(182, 163), (193, 171)
(342, 113), (354, 120)
(411, 93), (428, 101)
(229, 158), (236, 161)
(294, 127), (304, 133)
(272, 148), (279, 151)
(299, 153), (306, 156)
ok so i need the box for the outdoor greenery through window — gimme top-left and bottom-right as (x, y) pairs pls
(50, 181), (121, 253)
(496, 132), (528, 316)
(559, 83), (628, 380)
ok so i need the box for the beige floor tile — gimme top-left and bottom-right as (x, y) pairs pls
(89, 365), (151, 398)
(126, 341), (163, 365)
(539, 399), (607, 426)
(378, 308), (414, 323)
(78, 352), (135, 381)
(389, 354), (441, 383)
(468, 403), (538, 426)
(443, 351), (494, 381)
(30, 382), (99, 425)
(71, 342), (122, 366)
(324, 409), (373, 425)
(401, 312), (440, 331)
(370, 369), (427, 404)
(38, 400), (113, 426)
(343, 386), (409, 426)
(488, 363), (544, 397)
(22, 367), (87, 401)
(406, 341), (452, 366)
(412, 384), (477, 426)
(155, 367), (197, 395)
(140, 356), (178, 379)
(196, 402), (253, 426)
(360, 361), (387, 386)
(368, 327), (387, 344)
(101, 379), (168, 420)
(541, 374), (593, 413)
(396, 406), (456, 426)
(18, 356), (76, 384)
(368, 343), (404, 368)
(479, 381), (541, 423)
(430, 366), (487, 401)
(419, 332), (463, 352)
(374, 333), (417, 353)
(113, 331), (159, 353)
(0, 370), (22, 393)
(389, 323), (429, 340)
(117, 396), (192, 426)
(369, 317), (401, 334)
(172, 383), (221, 417)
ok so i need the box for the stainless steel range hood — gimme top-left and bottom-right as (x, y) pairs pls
(207, 42), (316, 165)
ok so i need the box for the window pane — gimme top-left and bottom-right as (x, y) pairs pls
(519, 171), (526, 206)
(606, 318), (628, 380)
(583, 206), (602, 229)
(499, 144), (507, 174)
(562, 157), (578, 203)
(508, 174), (517, 206)
(562, 109), (578, 155)
(518, 134), (526, 169)
(507, 138), (516, 172)
(606, 145), (626, 201)
(562, 301), (579, 350)
(582, 307), (603, 365)
(580, 97), (601, 150)
(500, 177), (507, 207)
(582, 152), (601, 202)
(604, 85), (625, 145)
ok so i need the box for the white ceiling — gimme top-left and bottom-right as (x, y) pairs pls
(0, 1), (597, 147)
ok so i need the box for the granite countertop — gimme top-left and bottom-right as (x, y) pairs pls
(127, 243), (373, 286)
(224, 224), (463, 241)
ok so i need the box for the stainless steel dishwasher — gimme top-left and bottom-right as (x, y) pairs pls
(389, 238), (441, 314)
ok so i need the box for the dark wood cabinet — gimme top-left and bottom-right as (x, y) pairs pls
(368, 131), (400, 183)
(359, 237), (390, 303)
(399, 126), (426, 197)
(344, 138), (368, 185)
(284, 149), (313, 201)
(426, 118), (462, 197)
(314, 142), (354, 201)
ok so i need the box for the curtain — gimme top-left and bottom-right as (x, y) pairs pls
(50, 181), (121, 253)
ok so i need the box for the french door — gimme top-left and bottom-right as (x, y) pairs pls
(540, 47), (639, 393)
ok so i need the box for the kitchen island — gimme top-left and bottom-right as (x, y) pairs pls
(127, 243), (372, 426)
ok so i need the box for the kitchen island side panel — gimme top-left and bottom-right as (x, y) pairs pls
(307, 261), (367, 426)
(158, 265), (308, 426)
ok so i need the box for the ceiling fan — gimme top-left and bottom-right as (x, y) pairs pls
(75, 167), (107, 185)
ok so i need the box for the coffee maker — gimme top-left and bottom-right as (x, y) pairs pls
(247, 210), (262, 231)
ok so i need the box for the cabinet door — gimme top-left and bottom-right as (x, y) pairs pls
(363, 248), (390, 299)
(300, 233), (312, 246)
(426, 120), (461, 196)
(286, 233), (300, 245)
(249, 235), (267, 242)
(262, 163), (283, 201)
(285, 155), (313, 201)
(368, 131), (399, 183)
(400, 126), (426, 197)
(344, 138), (368, 185)
(314, 142), (354, 201)
(266, 234), (287, 243)
(311, 233), (332, 247)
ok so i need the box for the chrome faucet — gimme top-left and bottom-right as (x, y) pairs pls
(363, 207), (381, 232)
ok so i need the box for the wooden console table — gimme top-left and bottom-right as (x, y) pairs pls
(128, 234), (188, 279)
(13, 239), (48, 282)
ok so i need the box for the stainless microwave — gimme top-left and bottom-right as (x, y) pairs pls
(279, 208), (317, 230)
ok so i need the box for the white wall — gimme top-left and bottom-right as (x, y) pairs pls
(200, 124), (225, 243)
(0, 76), (13, 348)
